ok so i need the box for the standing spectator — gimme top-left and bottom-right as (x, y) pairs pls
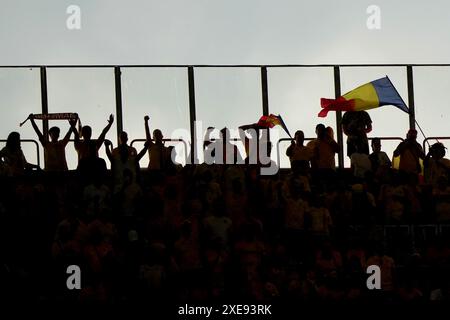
(144, 116), (171, 170)
(0, 132), (40, 176)
(424, 142), (450, 185)
(29, 114), (76, 171)
(74, 114), (114, 179)
(393, 129), (425, 176)
(105, 131), (148, 193)
(369, 138), (391, 178)
(286, 130), (312, 169)
(307, 124), (339, 188)
(341, 110), (372, 157)
(307, 124), (339, 171)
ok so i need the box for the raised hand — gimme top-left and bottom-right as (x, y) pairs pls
(144, 115), (150, 122)
(108, 114), (114, 124)
(69, 118), (77, 127)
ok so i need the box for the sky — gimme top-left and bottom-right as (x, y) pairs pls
(1, 0), (450, 168)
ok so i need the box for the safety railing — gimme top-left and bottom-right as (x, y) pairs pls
(350, 224), (450, 238)
(423, 137), (450, 153)
(130, 138), (189, 165)
(0, 139), (41, 167)
(277, 136), (404, 168)
(1, 63), (435, 169)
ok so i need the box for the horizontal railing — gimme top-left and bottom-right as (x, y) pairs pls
(130, 138), (189, 165)
(423, 137), (450, 153)
(2, 64), (448, 168)
(0, 139), (41, 167)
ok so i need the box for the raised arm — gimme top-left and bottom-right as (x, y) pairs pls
(144, 115), (153, 146)
(104, 140), (113, 162)
(62, 119), (77, 147)
(29, 114), (45, 144)
(97, 114), (114, 147)
(137, 140), (150, 161)
(144, 115), (151, 140)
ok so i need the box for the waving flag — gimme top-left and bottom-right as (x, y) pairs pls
(319, 76), (409, 117)
(257, 114), (292, 138)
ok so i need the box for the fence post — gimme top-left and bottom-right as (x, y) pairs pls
(40, 67), (49, 141)
(114, 67), (124, 144)
(334, 66), (344, 169)
(188, 67), (197, 164)
(407, 65), (416, 130)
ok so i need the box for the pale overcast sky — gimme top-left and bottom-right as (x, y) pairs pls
(1, 0), (450, 168)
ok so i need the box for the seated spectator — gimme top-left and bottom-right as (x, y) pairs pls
(432, 176), (450, 223)
(202, 200), (232, 250)
(282, 177), (309, 233)
(0, 132), (40, 176)
(307, 194), (333, 237)
(366, 244), (396, 293)
(397, 277), (423, 302)
(379, 175), (406, 223)
(83, 176), (111, 218)
(424, 142), (450, 185)
(174, 220), (202, 273)
(430, 276), (450, 301)
(225, 177), (248, 228)
(315, 240), (343, 278)
(29, 115), (76, 172)
(350, 183), (376, 224)
(116, 168), (143, 217)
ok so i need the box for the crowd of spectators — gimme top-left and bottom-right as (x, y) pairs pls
(0, 112), (450, 305)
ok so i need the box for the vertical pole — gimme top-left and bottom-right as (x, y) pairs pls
(188, 67), (197, 164)
(40, 67), (49, 142)
(261, 67), (269, 116)
(334, 66), (344, 169)
(406, 65), (416, 130)
(261, 66), (271, 155)
(114, 66), (123, 144)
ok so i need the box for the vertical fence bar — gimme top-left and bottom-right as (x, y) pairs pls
(40, 66), (49, 141)
(407, 65), (416, 130)
(261, 67), (269, 116)
(334, 66), (344, 169)
(188, 67), (197, 164)
(114, 66), (124, 144)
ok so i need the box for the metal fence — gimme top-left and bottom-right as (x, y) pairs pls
(2, 63), (449, 168)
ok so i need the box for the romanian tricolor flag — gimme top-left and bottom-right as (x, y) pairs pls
(319, 76), (409, 117)
(257, 114), (292, 138)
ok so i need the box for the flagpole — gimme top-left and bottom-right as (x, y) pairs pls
(415, 119), (431, 148)
(386, 75), (430, 148)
